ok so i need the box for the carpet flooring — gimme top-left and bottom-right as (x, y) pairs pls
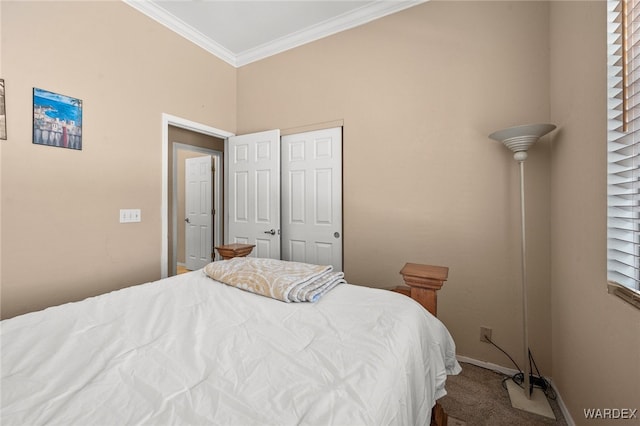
(439, 362), (568, 426)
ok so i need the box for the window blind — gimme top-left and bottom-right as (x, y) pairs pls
(607, 0), (640, 304)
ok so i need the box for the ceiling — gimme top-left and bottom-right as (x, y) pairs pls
(124, 0), (425, 67)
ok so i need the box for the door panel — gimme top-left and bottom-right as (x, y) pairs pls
(185, 155), (213, 270)
(281, 128), (342, 271)
(227, 130), (281, 259)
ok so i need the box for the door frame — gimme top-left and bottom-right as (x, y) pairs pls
(175, 145), (221, 272)
(161, 113), (234, 278)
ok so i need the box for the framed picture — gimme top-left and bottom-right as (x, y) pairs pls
(33, 87), (82, 150)
(0, 79), (6, 140)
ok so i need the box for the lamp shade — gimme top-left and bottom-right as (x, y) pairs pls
(489, 123), (556, 161)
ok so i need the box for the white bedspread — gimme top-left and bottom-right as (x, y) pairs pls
(1, 270), (461, 426)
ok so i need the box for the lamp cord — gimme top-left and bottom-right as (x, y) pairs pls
(486, 335), (522, 373)
(486, 335), (557, 400)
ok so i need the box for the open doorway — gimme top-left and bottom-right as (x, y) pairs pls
(169, 128), (223, 277)
(162, 114), (234, 278)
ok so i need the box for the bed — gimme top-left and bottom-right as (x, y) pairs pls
(1, 259), (460, 426)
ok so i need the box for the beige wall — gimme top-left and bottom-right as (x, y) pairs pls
(550, 2), (640, 423)
(0, 1), (236, 319)
(238, 1), (553, 374)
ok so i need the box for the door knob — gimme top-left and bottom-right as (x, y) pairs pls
(264, 229), (276, 235)
(185, 218), (191, 223)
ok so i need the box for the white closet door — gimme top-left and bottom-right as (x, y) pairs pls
(281, 127), (343, 271)
(227, 130), (281, 259)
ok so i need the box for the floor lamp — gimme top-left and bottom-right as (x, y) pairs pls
(489, 123), (556, 418)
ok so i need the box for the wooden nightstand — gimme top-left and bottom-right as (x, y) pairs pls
(392, 262), (449, 317)
(214, 243), (255, 260)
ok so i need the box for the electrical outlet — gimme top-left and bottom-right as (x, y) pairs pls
(480, 326), (492, 343)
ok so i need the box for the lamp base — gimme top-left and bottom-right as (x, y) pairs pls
(505, 379), (556, 419)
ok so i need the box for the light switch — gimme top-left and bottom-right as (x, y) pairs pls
(120, 209), (142, 223)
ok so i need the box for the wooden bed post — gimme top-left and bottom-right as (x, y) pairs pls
(430, 402), (448, 426)
(393, 262), (449, 317)
(391, 262), (450, 426)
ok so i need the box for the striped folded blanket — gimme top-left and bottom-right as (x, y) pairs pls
(203, 257), (345, 303)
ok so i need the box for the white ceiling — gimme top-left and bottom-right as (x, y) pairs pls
(124, 0), (425, 67)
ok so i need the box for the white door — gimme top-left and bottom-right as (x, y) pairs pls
(227, 130), (281, 259)
(185, 155), (213, 270)
(281, 128), (343, 271)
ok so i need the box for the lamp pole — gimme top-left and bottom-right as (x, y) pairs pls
(516, 152), (531, 399)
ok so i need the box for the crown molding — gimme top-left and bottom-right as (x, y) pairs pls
(235, 1), (427, 67)
(124, 0), (239, 67)
(125, 0), (426, 68)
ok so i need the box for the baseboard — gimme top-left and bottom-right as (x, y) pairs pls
(545, 377), (576, 426)
(455, 355), (575, 426)
(456, 355), (519, 377)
